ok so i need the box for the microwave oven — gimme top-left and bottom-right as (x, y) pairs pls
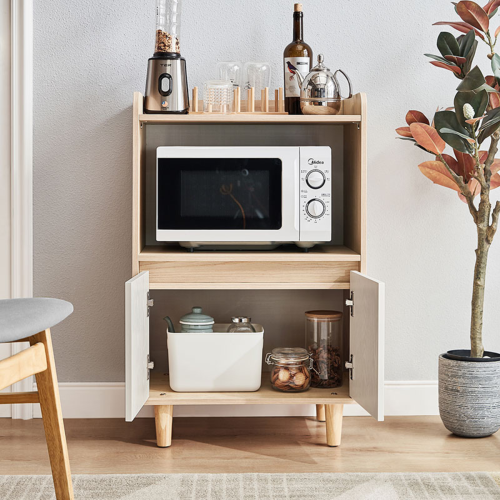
(156, 146), (332, 249)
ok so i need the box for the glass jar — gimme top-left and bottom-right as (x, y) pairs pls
(265, 347), (312, 392)
(203, 80), (233, 113)
(227, 317), (256, 333)
(154, 0), (182, 55)
(305, 310), (343, 388)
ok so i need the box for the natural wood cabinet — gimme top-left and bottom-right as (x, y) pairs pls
(125, 92), (385, 448)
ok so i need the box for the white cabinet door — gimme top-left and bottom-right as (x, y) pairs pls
(348, 271), (385, 421)
(125, 271), (150, 422)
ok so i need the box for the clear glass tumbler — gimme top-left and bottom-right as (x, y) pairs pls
(243, 62), (271, 99)
(217, 61), (242, 89)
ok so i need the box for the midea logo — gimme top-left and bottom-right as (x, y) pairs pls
(308, 158), (324, 165)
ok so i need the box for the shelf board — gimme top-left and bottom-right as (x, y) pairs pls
(139, 113), (362, 125)
(147, 372), (353, 406)
(138, 245), (361, 263)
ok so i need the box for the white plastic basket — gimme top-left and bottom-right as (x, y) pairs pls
(167, 323), (264, 392)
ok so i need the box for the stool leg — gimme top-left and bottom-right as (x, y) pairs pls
(316, 404), (326, 422)
(30, 329), (73, 500)
(155, 405), (174, 447)
(325, 404), (344, 447)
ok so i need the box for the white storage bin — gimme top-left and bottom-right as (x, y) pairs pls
(167, 323), (264, 392)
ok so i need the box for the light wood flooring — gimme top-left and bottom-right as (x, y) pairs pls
(1, 416), (500, 475)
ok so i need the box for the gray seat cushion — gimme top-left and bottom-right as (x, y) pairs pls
(0, 298), (73, 342)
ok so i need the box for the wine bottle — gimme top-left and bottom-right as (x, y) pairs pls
(283, 3), (313, 114)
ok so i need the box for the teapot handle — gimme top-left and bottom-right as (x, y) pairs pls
(163, 316), (175, 333)
(333, 69), (353, 100)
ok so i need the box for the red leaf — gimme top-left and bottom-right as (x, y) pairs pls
(444, 55), (468, 64)
(405, 110), (430, 126)
(455, 150), (477, 180)
(486, 75), (497, 86)
(484, 0), (500, 14)
(441, 154), (461, 176)
(496, 25), (500, 37)
(419, 161), (461, 192)
(396, 126), (413, 137)
(433, 21), (486, 39)
(491, 173), (500, 189)
(466, 116), (485, 124)
(490, 92), (500, 108)
(456, 1), (490, 31)
(410, 123), (446, 155)
(430, 60), (462, 74)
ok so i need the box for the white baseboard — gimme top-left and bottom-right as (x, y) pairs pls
(32, 380), (439, 419)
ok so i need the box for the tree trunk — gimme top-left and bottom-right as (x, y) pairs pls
(470, 225), (490, 358)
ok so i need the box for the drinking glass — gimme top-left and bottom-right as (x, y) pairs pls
(217, 61), (242, 88)
(243, 62), (271, 99)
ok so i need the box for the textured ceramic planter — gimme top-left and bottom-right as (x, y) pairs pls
(439, 352), (500, 438)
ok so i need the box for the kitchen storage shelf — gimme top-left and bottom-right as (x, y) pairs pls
(126, 91), (384, 450)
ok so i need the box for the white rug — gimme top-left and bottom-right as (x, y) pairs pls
(1, 472), (500, 499)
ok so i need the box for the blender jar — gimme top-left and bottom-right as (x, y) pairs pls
(155, 0), (181, 54)
(305, 310), (343, 388)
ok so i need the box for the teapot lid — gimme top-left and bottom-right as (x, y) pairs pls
(301, 54), (339, 99)
(179, 307), (215, 325)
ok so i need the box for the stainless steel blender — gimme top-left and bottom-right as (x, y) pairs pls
(144, 0), (189, 113)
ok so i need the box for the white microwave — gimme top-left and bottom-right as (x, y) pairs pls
(156, 146), (332, 249)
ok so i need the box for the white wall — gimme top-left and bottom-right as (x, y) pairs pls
(33, 0), (500, 387)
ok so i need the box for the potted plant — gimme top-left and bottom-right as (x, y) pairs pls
(396, 1), (500, 437)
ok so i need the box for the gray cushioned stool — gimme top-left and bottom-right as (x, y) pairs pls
(0, 298), (74, 500)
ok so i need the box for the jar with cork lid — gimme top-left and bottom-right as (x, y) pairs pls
(305, 310), (343, 388)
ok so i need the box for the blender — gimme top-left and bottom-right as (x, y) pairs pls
(144, 0), (189, 113)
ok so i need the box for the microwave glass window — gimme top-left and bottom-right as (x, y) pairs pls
(158, 158), (282, 230)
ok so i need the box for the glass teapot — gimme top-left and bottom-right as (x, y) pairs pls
(300, 54), (352, 115)
(164, 306), (214, 333)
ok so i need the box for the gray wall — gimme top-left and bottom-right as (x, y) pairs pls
(35, 0), (500, 382)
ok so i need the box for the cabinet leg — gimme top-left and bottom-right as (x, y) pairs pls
(155, 405), (173, 448)
(325, 404), (343, 447)
(316, 404), (326, 422)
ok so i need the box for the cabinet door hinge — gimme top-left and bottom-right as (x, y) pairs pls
(345, 291), (354, 317)
(147, 292), (154, 317)
(147, 354), (155, 380)
(345, 355), (354, 380)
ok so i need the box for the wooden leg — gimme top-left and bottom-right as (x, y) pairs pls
(155, 405), (174, 448)
(325, 404), (344, 447)
(29, 329), (74, 500)
(316, 404), (326, 422)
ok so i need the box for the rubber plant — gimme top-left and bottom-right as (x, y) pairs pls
(396, 1), (500, 358)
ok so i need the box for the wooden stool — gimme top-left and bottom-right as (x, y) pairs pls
(0, 298), (74, 500)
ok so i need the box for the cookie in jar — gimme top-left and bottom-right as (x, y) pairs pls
(265, 348), (312, 392)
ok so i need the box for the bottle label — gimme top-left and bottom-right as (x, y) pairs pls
(284, 57), (310, 98)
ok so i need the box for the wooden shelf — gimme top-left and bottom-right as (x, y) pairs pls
(139, 113), (362, 125)
(147, 372), (353, 406)
(138, 245), (361, 262)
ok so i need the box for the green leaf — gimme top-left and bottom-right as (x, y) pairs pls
(439, 127), (475, 142)
(425, 53), (458, 65)
(437, 32), (461, 57)
(477, 108), (500, 143)
(492, 53), (500, 79)
(489, 7), (498, 17)
(434, 110), (474, 153)
(454, 90), (489, 126)
(458, 30), (476, 57)
(457, 65), (485, 91)
(463, 40), (478, 75)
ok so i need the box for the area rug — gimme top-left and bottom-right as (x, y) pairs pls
(1, 472), (500, 500)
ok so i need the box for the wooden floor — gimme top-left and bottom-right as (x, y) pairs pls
(1, 416), (500, 475)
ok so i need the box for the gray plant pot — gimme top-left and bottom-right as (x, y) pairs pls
(439, 353), (500, 437)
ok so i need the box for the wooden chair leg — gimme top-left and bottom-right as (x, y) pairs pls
(316, 404), (326, 422)
(155, 405), (174, 448)
(29, 329), (74, 500)
(325, 404), (344, 447)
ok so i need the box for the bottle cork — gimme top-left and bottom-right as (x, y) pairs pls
(294, 3), (303, 12)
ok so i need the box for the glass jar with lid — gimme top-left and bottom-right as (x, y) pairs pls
(306, 310), (343, 388)
(227, 317), (256, 333)
(265, 347), (312, 392)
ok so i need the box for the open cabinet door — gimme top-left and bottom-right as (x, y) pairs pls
(348, 271), (385, 421)
(125, 271), (150, 422)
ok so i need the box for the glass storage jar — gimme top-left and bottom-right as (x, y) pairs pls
(306, 310), (343, 388)
(265, 347), (312, 392)
(227, 317), (256, 333)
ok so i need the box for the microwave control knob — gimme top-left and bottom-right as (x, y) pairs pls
(306, 199), (326, 218)
(306, 170), (326, 189)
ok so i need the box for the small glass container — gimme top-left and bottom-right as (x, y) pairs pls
(306, 310), (343, 388)
(227, 317), (256, 333)
(265, 347), (312, 392)
(203, 80), (233, 113)
(217, 61), (242, 88)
